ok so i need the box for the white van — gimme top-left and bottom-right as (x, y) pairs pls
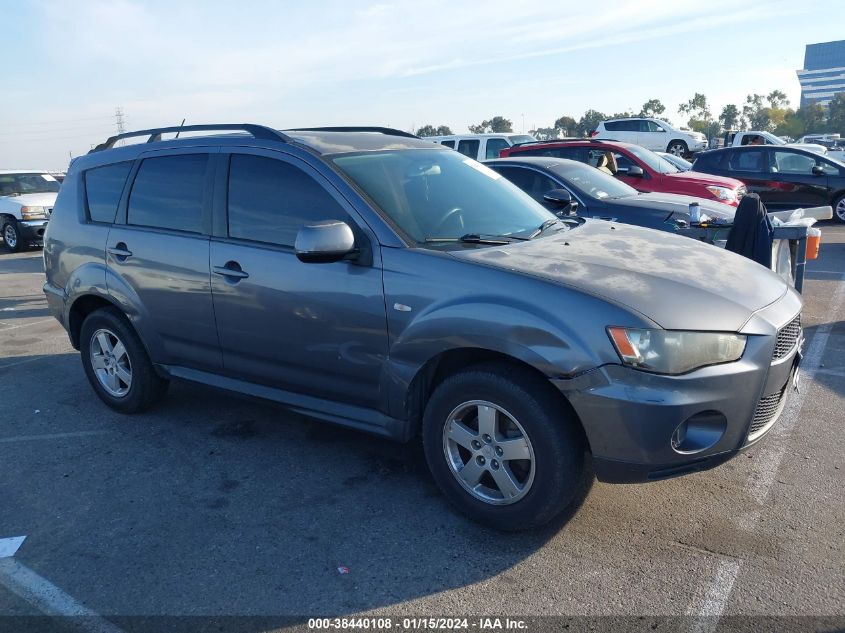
(427, 133), (536, 161)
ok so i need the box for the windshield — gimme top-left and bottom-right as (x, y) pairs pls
(333, 150), (557, 244)
(761, 132), (786, 145)
(552, 162), (639, 200)
(507, 135), (536, 144)
(625, 146), (679, 174)
(0, 173), (61, 196)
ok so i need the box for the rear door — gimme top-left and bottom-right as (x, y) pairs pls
(208, 149), (388, 408)
(483, 137), (511, 160)
(106, 148), (221, 370)
(723, 148), (771, 201)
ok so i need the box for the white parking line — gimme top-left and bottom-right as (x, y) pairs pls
(0, 319), (55, 331)
(0, 431), (111, 444)
(0, 536), (125, 633)
(688, 269), (845, 629)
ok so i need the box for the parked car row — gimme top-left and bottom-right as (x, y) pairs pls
(39, 124), (803, 531)
(0, 170), (60, 252)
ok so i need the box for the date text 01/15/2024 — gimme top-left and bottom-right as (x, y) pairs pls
(307, 617), (528, 630)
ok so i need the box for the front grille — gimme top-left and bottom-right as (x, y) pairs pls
(773, 314), (801, 361)
(748, 387), (787, 440)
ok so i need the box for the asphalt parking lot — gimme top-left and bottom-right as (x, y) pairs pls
(0, 227), (843, 633)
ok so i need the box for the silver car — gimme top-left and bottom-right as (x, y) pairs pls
(43, 124), (802, 531)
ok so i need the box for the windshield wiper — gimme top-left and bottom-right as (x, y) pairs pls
(528, 218), (565, 239)
(424, 233), (526, 245)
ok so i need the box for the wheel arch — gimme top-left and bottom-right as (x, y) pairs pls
(67, 293), (124, 349)
(401, 347), (588, 447)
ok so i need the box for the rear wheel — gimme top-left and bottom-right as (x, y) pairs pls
(2, 222), (24, 253)
(422, 363), (586, 531)
(833, 193), (845, 224)
(80, 307), (169, 413)
(667, 140), (689, 157)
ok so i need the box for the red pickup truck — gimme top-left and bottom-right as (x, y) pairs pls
(500, 139), (747, 206)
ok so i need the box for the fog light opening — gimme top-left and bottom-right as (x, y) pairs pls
(671, 411), (727, 455)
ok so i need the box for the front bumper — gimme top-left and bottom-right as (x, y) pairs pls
(556, 298), (802, 483)
(689, 139), (708, 152)
(17, 219), (49, 242)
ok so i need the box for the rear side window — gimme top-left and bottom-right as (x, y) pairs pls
(457, 139), (480, 158)
(227, 154), (349, 248)
(485, 138), (510, 159)
(728, 149), (765, 173)
(604, 121), (624, 131)
(84, 161), (132, 223)
(440, 140), (455, 148)
(128, 154), (208, 233)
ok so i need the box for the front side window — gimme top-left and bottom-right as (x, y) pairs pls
(772, 150), (816, 174)
(127, 154), (208, 233)
(492, 166), (560, 204)
(485, 138), (510, 160)
(646, 121), (665, 132)
(227, 154), (348, 247)
(456, 139), (480, 158)
(333, 149), (556, 244)
(85, 161), (132, 223)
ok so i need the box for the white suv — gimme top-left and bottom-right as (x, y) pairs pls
(0, 170), (60, 252)
(427, 133), (536, 161)
(593, 118), (707, 157)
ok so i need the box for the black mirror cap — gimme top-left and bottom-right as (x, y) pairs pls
(627, 165), (645, 177)
(543, 188), (573, 205)
(295, 220), (356, 264)
(812, 165), (825, 176)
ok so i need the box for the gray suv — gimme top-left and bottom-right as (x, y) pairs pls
(43, 124), (803, 531)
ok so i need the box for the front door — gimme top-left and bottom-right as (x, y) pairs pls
(209, 150), (388, 409)
(767, 149), (831, 210)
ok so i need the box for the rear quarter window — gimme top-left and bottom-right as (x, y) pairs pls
(84, 162), (133, 223)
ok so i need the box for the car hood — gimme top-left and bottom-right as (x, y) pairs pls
(790, 143), (827, 154)
(0, 192), (58, 207)
(612, 192), (736, 220)
(453, 220), (788, 331)
(663, 170), (744, 189)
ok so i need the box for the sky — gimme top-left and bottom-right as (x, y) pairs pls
(2, 0), (845, 169)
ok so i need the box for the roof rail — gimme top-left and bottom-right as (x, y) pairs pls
(89, 124), (291, 153)
(287, 126), (420, 139)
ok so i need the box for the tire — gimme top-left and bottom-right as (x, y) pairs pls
(833, 193), (845, 224)
(422, 363), (586, 531)
(666, 140), (689, 157)
(2, 222), (24, 253)
(80, 307), (169, 413)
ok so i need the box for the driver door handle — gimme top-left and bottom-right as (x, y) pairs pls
(212, 262), (249, 280)
(107, 243), (132, 260)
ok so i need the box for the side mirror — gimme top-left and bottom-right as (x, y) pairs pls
(295, 220), (356, 263)
(627, 165), (644, 177)
(543, 189), (578, 215)
(811, 165), (825, 176)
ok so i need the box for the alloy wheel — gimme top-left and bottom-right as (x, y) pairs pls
(836, 197), (845, 222)
(442, 400), (535, 505)
(90, 328), (132, 397)
(3, 225), (18, 249)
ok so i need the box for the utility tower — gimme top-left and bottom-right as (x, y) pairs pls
(115, 107), (126, 145)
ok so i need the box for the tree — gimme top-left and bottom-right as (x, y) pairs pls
(576, 109), (607, 137)
(719, 104), (740, 130)
(678, 93), (711, 121)
(742, 94), (770, 130)
(826, 93), (845, 135)
(468, 116), (513, 133)
(774, 110), (805, 139)
(639, 99), (666, 118)
(553, 115), (577, 136)
(530, 127), (559, 141)
(797, 102), (826, 135)
(415, 124), (452, 137)
(766, 90), (789, 110)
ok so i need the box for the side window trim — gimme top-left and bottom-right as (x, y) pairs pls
(216, 148), (374, 260)
(114, 147), (218, 236)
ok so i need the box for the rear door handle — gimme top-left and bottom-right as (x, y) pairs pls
(107, 243), (132, 260)
(212, 262), (249, 280)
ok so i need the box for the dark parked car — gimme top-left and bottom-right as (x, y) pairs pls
(44, 124), (802, 531)
(485, 157), (735, 231)
(692, 146), (845, 222)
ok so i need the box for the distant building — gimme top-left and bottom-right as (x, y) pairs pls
(797, 40), (845, 108)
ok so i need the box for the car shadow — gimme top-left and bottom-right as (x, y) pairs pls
(1, 353), (593, 626)
(0, 293), (51, 320)
(803, 320), (845, 400)
(0, 251), (44, 274)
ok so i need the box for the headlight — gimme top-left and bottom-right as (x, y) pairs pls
(704, 186), (736, 202)
(607, 327), (747, 375)
(20, 206), (47, 220)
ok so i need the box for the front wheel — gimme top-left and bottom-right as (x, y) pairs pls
(666, 140), (689, 157)
(833, 193), (845, 224)
(2, 222), (24, 253)
(422, 363), (586, 531)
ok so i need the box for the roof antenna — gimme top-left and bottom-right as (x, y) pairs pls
(174, 118), (186, 139)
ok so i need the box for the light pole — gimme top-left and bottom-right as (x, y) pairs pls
(521, 114), (525, 134)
